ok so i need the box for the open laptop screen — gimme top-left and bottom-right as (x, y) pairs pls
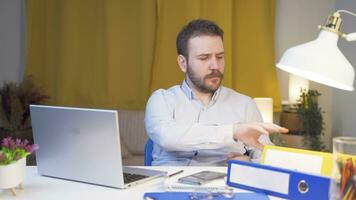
(30, 105), (125, 187)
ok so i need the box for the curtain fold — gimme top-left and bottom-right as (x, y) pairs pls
(26, 0), (281, 111)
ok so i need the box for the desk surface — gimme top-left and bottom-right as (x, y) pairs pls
(0, 166), (281, 200)
(0, 166), (224, 200)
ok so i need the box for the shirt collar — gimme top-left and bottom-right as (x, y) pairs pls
(181, 80), (195, 100)
(181, 80), (222, 102)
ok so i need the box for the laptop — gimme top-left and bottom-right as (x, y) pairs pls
(30, 105), (166, 189)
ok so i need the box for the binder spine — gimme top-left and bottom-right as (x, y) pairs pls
(226, 160), (331, 200)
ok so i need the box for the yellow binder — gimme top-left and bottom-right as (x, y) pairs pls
(261, 145), (334, 177)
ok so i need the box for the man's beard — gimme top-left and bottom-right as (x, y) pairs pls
(186, 67), (224, 94)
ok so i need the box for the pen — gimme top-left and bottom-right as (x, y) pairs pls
(168, 170), (184, 178)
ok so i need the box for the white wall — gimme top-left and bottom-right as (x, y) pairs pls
(0, 0), (26, 85)
(332, 0), (356, 138)
(276, 0), (336, 149)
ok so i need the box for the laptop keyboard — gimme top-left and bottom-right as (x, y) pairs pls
(123, 172), (149, 184)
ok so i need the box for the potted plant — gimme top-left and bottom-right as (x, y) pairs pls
(0, 76), (48, 164)
(296, 89), (326, 151)
(0, 137), (38, 196)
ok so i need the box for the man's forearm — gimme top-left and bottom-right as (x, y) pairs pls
(146, 122), (236, 151)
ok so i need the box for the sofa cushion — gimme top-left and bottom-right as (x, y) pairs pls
(118, 109), (148, 155)
(120, 139), (133, 159)
(122, 155), (144, 166)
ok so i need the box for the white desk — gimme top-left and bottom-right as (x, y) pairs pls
(0, 166), (224, 200)
(0, 166), (282, 200)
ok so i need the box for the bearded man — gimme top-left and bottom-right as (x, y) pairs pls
(145, 19), (288, 166)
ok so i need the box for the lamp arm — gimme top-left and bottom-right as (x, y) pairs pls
(345, 33), (356, 42)
(336, 10), (356, 17)
(335, 10), (356, 42)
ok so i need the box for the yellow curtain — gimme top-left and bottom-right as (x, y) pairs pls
(26, 0), (281, 111)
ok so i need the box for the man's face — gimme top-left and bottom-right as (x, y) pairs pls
(184, 35), (225, 94)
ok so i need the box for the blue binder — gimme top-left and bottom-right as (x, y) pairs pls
(143, 192), (269, 200)
(226, 160), (331, 200)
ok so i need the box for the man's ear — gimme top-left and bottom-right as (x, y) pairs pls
(177, 55), (187, 73)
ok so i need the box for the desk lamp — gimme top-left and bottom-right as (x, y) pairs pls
(276, 10), (356, 200)
(276, 10), (356, 91)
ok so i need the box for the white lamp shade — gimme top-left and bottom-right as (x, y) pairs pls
(277, 30), (355, 91)
(254, 98), (273, 123)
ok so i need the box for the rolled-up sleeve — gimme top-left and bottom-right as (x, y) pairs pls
(145, 89), (235, 152)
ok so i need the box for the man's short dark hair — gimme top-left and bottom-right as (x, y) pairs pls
(176, 19), (224, 58)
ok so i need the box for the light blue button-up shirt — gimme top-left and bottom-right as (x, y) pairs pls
(145, 81), (272, 166)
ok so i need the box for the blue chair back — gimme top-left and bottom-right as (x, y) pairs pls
(144, 138), (154, 166)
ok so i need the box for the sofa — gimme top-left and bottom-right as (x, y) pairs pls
(118, 109), (148, 166)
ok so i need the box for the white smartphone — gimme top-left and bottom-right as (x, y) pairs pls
(177, 170), (226, 185)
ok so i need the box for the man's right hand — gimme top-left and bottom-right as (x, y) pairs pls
(233, 123), (288, 150)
